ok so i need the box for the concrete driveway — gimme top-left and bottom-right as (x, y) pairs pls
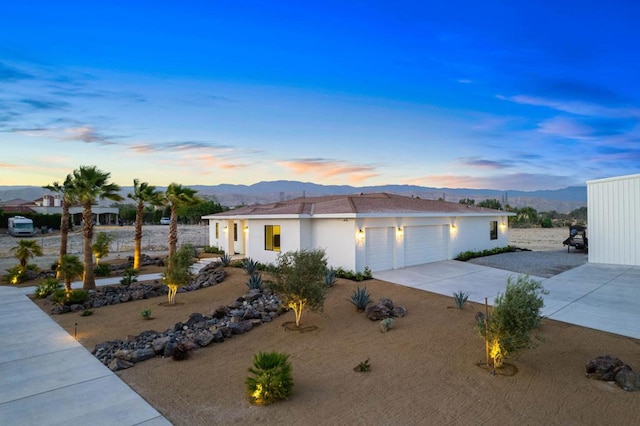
(374, 261), (640, 340)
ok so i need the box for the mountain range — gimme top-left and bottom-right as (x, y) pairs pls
(0, 181), (587, 213)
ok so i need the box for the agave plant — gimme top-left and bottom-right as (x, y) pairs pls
(220, 252), (232, 267)
(452, 291), (470, 309)
(246, 351), (294, 405)
(242, 257), (259, 275)
(246, 273), (263, 290)
(34, 278), (63, 298)
(324, 267), (337, 287)
(350, 286), (372, 310)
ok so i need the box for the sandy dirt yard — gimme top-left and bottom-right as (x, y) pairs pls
(5, 226), (640, 425)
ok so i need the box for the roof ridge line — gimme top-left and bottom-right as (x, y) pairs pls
(346, 196), (357, 213)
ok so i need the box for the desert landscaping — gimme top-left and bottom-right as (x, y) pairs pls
(2, 226), (640, 425)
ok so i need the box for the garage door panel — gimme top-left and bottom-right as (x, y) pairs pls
(365, 227), (393, 271)
(404, 225), (448, 266)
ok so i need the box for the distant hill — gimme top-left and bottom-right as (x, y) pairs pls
(0, 181), (587, 213)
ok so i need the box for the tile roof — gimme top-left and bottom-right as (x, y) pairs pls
(209, 193), (506, 217)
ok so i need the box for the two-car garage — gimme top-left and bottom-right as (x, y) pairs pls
(365, 225), (450, 271)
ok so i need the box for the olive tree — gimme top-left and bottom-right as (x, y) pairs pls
(478, 275), (547, 368)
(269, 249), (328, 327)
(92, 231), (113, 265)
(162, 243), (195, 305)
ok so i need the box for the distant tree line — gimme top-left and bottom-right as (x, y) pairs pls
(459, 198), (587, 228)
(115, 197), (225, 225)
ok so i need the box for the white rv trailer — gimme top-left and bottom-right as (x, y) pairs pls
(8, 216), (35, 237)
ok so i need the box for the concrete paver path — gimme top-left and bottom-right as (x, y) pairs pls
(0, 285), (171, 426)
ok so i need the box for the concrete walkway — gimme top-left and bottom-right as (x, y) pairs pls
(0, 285), (172, 425)
(375, 261), (640, 340)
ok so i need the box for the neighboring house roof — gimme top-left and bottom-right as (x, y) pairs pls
(0, 199), (36, 214)
(205, 193), (512, 218)
(0, 198), (33, 206)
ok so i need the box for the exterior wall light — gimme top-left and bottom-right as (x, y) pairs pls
(396, 227), (403, 237)
(357, 228), (365, 241)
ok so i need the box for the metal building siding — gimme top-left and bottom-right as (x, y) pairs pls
(588, 174), (640, 266)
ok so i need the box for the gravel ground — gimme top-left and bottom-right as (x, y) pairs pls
(467, 249), (588, 278)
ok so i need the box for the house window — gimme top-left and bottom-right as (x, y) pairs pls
(265, 225), (281, 252)
(215, 223), (219, 239)
(490, 221), (498, 240)
(234, 223), (238, 241)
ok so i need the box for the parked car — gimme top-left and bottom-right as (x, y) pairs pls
(160, 217), (171, 225)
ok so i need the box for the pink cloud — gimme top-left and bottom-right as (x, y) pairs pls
(279, 159), (379, 184)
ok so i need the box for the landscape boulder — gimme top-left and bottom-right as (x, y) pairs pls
(365, 303), (390, 321)
(585, 355), (625, 381)
(586, 355), (640, 392)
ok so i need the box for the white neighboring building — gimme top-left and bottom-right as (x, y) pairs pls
(587, 173), (640, 266)
(202, 193), (513, 272)
(32, 194), (120, 225)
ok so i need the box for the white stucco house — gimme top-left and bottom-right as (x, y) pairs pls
(587, 173), (640, 266)
(202, 193), (513, 272)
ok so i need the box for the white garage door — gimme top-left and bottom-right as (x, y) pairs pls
(365, 227), (394, 271)
(404, 225), (448, 266)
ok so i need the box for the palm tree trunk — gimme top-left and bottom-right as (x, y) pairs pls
(134, 203), (144, 269)
(82, 203), (96, 290)
(57, 203), (70, 279)
(168, 205), (178, 260)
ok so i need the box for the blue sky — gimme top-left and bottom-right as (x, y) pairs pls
(1, 1), (639, 190)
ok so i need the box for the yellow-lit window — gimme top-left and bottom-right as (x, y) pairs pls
(215, 223), (219, 239)
(265, 225), (281, 252)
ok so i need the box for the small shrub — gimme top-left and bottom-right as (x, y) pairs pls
(242, 257), (259, 275)
(246, 273), (263, 290)
(363, 266), (373, 280)
(120, 267), (139, 286)
(324, 267), (337, 287)
(34, 278), (62, 298)
(93, 263), (111, 277)
(335, 267), (373, 282)
(355, 358), (371, 372)
(140, 308), (152, 320)
(350, 286), (372, 310)
(452, 291), (470, 309)
(380, 317), (395, 333)
(203, 246), (224, 254)
(4, 265), (31, 284)
(230, 259), (244, 268)
(456, 246), (517, 261)
(246, 351), (294, 405)
(51, 289), (89, 305)
(80, 309), (94, 317)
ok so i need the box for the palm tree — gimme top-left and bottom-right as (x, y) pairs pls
(127, 179), (165, 269)
(43, 174), (76, 278)
(58, 254), (84, 293)
(70, 165), (123, 290)
(165, 183), (201, 260)
(10, 239), (43, 268)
